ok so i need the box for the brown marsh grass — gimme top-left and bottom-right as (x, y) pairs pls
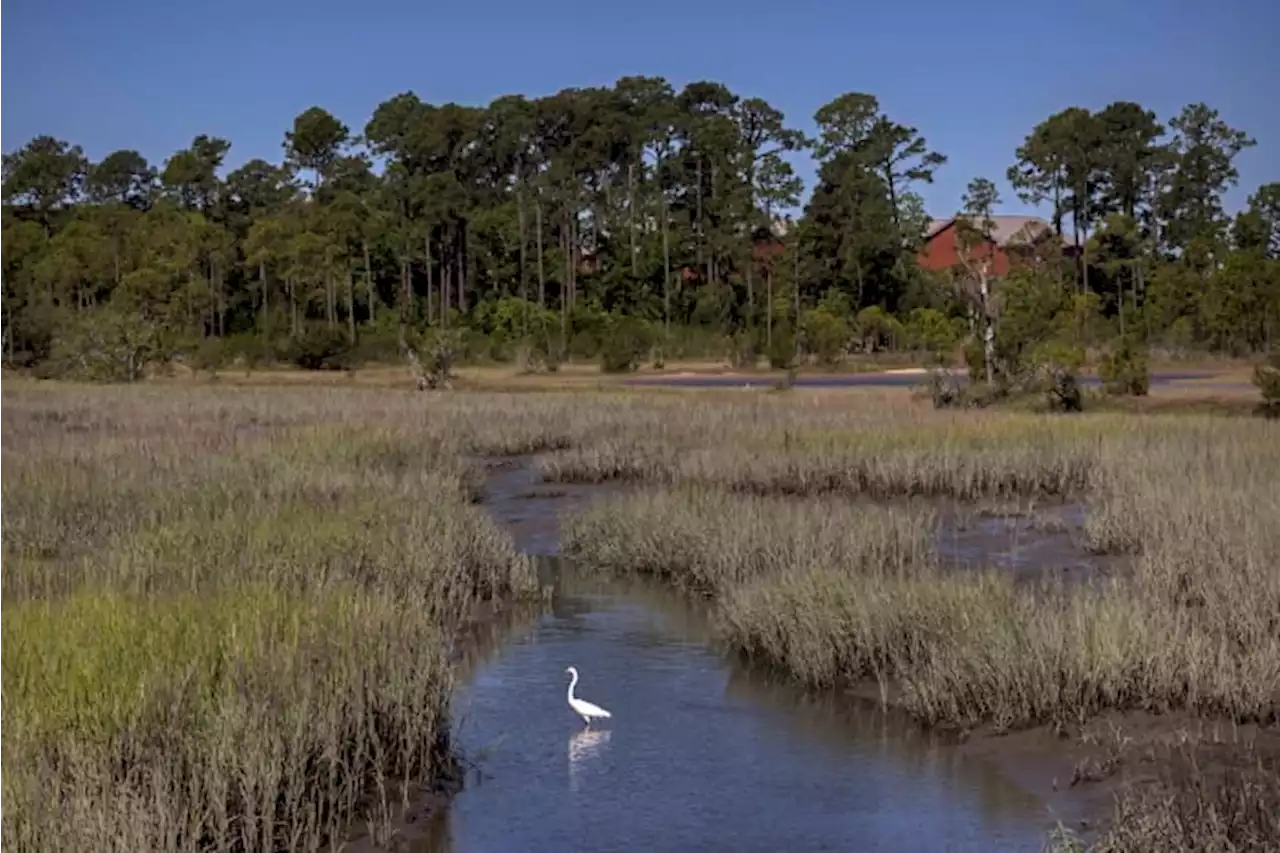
(1, 382), (595, 852)
(6, 380), (1278, 849)
(560, 409), (1280, 730)
(1048, 744), (1280, 852)
(547, 390), (1279, 847)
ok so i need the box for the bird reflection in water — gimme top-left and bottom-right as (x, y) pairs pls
(568, 728), (612, 793)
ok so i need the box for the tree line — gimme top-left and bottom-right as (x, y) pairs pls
(3, 77), (1277, 378)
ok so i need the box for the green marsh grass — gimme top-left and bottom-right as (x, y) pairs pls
(1, 382), (589, 852)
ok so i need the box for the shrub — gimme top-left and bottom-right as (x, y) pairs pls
(599, 315), (655, 373)
(287, 325), (354, 371)
(1253, 352), (1280, 418)
(39, 305), (160, 382)
(1029, 342), (1085, 413)
(921, 367), (963, 409)
(1099, 336), (1150, 396)
(904, 307), (962, 365)
(800, 291), (851, 367)
(853, 306), (904, 352)
(766, 327), (797, 370)
(187, 336), (227, 377)
(728, 329), (760, 369)
(222, 333), (272, 374)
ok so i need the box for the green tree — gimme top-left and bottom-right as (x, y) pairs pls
(1158, 103), (1256, 252)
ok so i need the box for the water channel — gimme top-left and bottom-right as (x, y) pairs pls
(409, 459), (1090, 852)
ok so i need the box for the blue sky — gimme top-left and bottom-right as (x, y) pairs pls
(3, 0), (1276, 219)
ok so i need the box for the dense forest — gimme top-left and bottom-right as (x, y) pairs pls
(3, 77), (1278, 378)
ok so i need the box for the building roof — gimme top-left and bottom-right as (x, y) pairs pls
(926, 215), (1067, 247)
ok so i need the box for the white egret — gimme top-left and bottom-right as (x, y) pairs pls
(564, 666), (612, 728)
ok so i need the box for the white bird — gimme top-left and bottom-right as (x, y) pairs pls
(564, 666), (612, 728)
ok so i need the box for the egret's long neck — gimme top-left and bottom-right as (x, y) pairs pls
(567, 671), (578, 701)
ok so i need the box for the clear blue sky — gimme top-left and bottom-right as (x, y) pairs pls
(4, 0), (1276, 218)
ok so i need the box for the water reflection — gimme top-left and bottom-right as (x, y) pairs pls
(428, 567), (1053, 852)
(567, 728), (612, 794)
(723, 667), (1044, 830)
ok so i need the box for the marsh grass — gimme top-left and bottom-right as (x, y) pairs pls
(562, 487), (937, 598)
(0, 382), (574, 852)
(1049, 746), (1280, 852)
(535, 398), (1146, 501)
(6, 380), (1279, 849)
(561, 412), (1280, 733)
(555, 390), (1280, 846)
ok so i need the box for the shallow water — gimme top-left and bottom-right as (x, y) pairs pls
(621, 369), (1246, 391)
(420, 568), (1052, 853)
(935, 502), (1124, 586)
(479, 458), (624, 556)
(395, 460), (1083, 852)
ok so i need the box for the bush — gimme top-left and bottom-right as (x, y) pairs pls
(222, 333), (272, 374)
(1029, 342), (1085, 413)
(39, 305), (160, 382)
(767, 327), (797, 370)
(286, 325), (354, 371)
(800, 292), (851, 367)
(1099, 336), (1150, 396)
(728, 329), (760, 369)
(1254, 352), (1280, 418)
(187, 336), (227, 377)
(904, 308), (962, 365)
(921, 367), (964, 409)
(853, 306), (904, 352)
(599, 314), (655, 373)
(405, 328), (463, 390)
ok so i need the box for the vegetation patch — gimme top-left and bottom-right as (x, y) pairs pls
(0, 384), (541, 852)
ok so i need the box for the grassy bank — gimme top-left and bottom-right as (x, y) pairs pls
(1, 383), (555, 852)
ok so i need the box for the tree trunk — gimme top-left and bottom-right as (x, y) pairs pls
(1, 268), (11, 361)
(628, 162), (638, 277)
(662, 188), (671, 335)
(458, 219), (468, 314)
(560, 226), (568, 356)
(326, 270), (336, 328)
(425, 233), (434, 325)
(346, 268), (356, 343)
(766, 265), (773, 351)
(442, 231), (451, 329)
(793, 238), (801, 363)
(258, 261), (267, 334)
(536, 200), (546, 309)
(980, 266), (994, 386)
(363, 240), (375, 326)
(745, 160), (757, 325)
(517, 185), (528, 336)
(401, 260), (411, 326)
(708, 162), (716, 288)
(885, 163), (900, 229)
(696, 157), (704, 275)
